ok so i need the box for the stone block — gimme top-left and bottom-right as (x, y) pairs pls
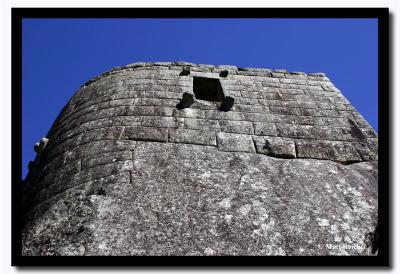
(253, 136), (296, 158)
(279, 89), (305, 95)
(271, 115), (295, 124)
(190, 66), (212, 72)
(307, 80), (331, 86)
(271, 72), (285, 78)
(283, 84), (324, 91)
(313, 117), (349, 127)
(258, 99), (283, 107)
(283, 101), (318, 109)
(236, 70), (270, 76)
(173, 61), (197, 66)
(135, 98), (178, 107)
(221, 84), (245, 91)
(204, 110), (245, 121)
(112, 116), (141, 127)
(169, 129), (217, 146)
(291, 108), (341, 117)
(333, 104), (354, 111)
(49, 160), (133, 197)
(146, 91), (182, 99)
(234, 97), (260, 105)
(244, 67), (272, 73)
(231, 104), (268, 113)
(122, 126), (168, 142)
(191, 100), (220, 111)
(360, 127), (377, 138)
(269, 106), (293, 115)
(174, 108), (205, 119)
(353, 142), (378, 161)
(216, 133), (255, 152)
(34, 137), (49, 154)
(81, 118), (114, 132)
(292, 116), (315, 125)
(322, 85), (341, 92)
(109, 98), (135, 107)
(240, 90), (262, 99)
(126, 62), (148, 68)
(308, 72), (326, 77)
(307, 75), (330, 81)
(253, 122), (277, 136)
(183, 118), (220, 131)
(285, 73), (308, 80)
(261, 92), (281, 100)
(295, 140), (362, 163)
(279, 78), (308, 85)
(82, 151), (132, 170)
(52, 160), (82, 183)
(257, 77), (280, 84)
(219, 120), (254, 135)
(74, 127), (123, 146)
(367, 138), (378, 156)
(276, 124), (313, 139)
(261, 82), (282, 88)
(60, 140), (135, 165)
(279, 93), (306, 101)
(316, 102), (332, 109)
(242, 113), (274, 123)
(221, 89), (242, 98)
(141, 116), (177, 128)
(126, 106), (174, 117)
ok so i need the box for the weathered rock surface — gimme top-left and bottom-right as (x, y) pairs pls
(22, 142), (377, 256)
(22, 62), (378, 256)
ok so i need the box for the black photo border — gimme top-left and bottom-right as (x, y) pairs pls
(12, 7), (390, 267)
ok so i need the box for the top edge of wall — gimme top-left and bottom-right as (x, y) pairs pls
(80, 61), (328, 89)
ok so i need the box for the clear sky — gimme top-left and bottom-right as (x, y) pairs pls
(22, 18), (378, 178)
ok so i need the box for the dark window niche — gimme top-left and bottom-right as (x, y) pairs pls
(193, 77), (224, 102)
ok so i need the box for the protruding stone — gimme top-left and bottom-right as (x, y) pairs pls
(177, 92), (194, 109)
(34, 142), (40, 153)
(179, 67), (190, 76)
(219, 96), (235, 112)
(41, 137), (49, 146)
(219, 70), (229, 78)
(34, 137), (49, 154)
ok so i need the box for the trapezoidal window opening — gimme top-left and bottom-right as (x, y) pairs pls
(177, 76), (235, 111)
(193, 77), (224, 102)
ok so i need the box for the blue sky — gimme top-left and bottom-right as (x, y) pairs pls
(22, 18), (378, 178)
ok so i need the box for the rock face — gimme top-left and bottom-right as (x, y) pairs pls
(22, 62), (378, 256)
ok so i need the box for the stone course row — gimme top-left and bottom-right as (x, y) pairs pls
(45, 124), (377, 168)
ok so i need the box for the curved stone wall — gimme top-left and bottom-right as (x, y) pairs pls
(22, 62), (378, 256)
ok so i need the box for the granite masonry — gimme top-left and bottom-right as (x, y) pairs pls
(22, 62), (378, 256)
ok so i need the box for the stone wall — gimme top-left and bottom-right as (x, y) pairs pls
(22, 62), (378, 256)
